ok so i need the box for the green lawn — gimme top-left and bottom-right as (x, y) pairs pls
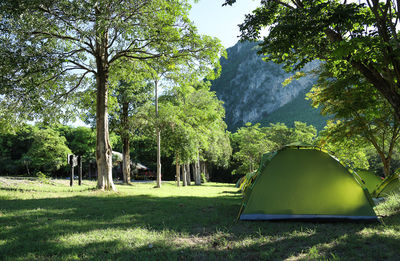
(0, 177), (399, 261)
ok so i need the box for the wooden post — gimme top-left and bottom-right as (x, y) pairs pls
(78, 156), (82, 186)
(176, 154), (180, 187)
(69, 155), (74, 187)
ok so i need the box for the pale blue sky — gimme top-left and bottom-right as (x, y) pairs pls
(189, 0), (260, 48)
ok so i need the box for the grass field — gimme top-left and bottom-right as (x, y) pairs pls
(0, 177), (400, 261)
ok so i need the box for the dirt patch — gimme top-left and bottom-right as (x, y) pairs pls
(174, 236), (210, 247)
(0, 176), (35, 186)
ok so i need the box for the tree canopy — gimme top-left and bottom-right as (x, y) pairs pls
(231, 121), (317, 175)
(309, 62), (400, 176)
(0, 0), (224, 190)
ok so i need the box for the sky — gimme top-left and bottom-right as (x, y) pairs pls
(189, 0), (260, 49)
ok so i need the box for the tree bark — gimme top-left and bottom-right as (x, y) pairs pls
(95, 24), (115, 191)
(200, 161), (208, 182)
(186, 164), (191, 185)
(182, 164), (187, 186)
(78, 155), (82, 186)
(121, 101), (131, 184)
(195, 154), (201, 185)
(122, 134), (131, 184)
(176, 153), (180, 187)
(155, 79), (162, 188)
(96, 72), (115, 190)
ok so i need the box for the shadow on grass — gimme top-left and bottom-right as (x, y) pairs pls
(221, 190), (242, 195)
(0, 192), (399, 260)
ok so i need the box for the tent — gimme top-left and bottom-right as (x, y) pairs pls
(235, 176), (244, 188)
(238, 171), (258, 192)
(353, 169), (383, 194)
(372, 171), (400, 198)
(239, 146), (378, 221)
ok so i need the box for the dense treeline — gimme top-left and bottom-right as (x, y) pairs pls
(1, 0), (400, 186)
(230, 121), (400, 179)
(1, 117), (398, 183)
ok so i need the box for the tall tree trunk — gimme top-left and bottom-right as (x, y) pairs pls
(195, 154), (201, 185)
(96, 70), (115, 190)
(186, 164), (191, 185)
(121, 101), (131, 184)
(176, 153), (180, 187)
(182, 164), (187, 186)
(95, 10), (115, 191)
(122, 135), (131, 184)
(155, 79), (162, 188)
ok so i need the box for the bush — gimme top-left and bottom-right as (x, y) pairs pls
(201, 173), (207, 183)
(36, 171), (50, 184)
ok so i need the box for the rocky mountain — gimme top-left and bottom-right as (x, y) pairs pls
(210, 41), (327, 131)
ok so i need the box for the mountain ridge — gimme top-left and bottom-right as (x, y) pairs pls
(210, 41), (327, 131)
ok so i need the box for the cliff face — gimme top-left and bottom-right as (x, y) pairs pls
(210, 41), (325, 131)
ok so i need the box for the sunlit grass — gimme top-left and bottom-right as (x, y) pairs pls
(0, 176), (400, 260)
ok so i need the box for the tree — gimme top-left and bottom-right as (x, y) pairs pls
(1, 0), (223, 190)
(231, 121), (317, 175)
(0, 125), (35, 175)
(231, 122), (273, 175)
(263, 123), (292, 150)
(202, 119), (232, 177)
(109, 63), (153, 184)
(141, 37), (225, 187)
(156, 83), (230, 186)
(291, 121), (318, 145)
(225, 0), (400, 121)
(56, 125), (97, 176)
(308, 62), (400, 177)
(318, 122), (371, 170)
(23, 128), (71, 174)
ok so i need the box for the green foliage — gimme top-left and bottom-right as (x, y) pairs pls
(36, 171), (50, 184)
(0, 0), (225, 190)
(56, 126), (96, 159)
(201, 173), (207, 183)
(150, 83), (231, 168)
(24, 128), (71, 174)
(231, 123), (273, 175)
(0, 125), (72, 176)
(309, 62), (400, 176)
(0, 125), (35, 175)
(231, 121), (317, 175)
(235, 0), (400, 120)
(318, 125), (370, 170)
(0, 0), (225, 122)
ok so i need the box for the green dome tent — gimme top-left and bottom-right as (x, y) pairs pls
(372, 170), (400, 198)
(239, 146), (378, 221)
(353, 169), (383, 194)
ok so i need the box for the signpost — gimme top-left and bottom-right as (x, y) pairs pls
(68, 154), (82, 187)
(78, 155), (82, 186)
